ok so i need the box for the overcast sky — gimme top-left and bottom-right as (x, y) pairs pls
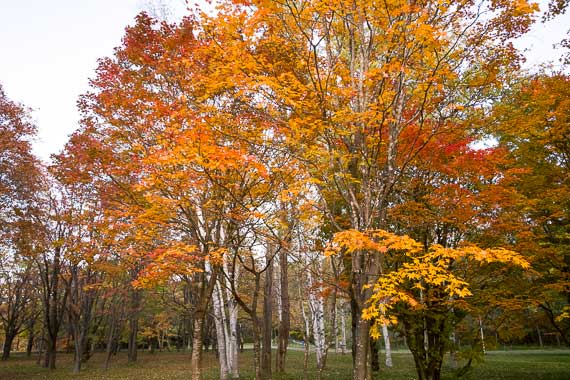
(0, 0), (568, 162)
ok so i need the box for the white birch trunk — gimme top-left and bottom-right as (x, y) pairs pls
(382, 323), (392, 367)
(274, 256), (282, 323)
(212, 282), (229, 380)
(340, 303), (347, 355)
(223, 257), (240, 379)
(306, 267), (326, 369)
(334, 304), (339, 353)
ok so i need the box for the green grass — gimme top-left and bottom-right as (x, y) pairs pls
(1, 349), (569, 380)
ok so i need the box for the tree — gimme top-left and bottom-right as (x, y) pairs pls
(492, 73), (570, 347)
(0, 83), (43, 361)
(205, 2), (538, 378)
(62, 12), (290, 380)
(327, 229), (529, 380)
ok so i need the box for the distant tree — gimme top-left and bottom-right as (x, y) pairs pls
(0, 83), (43, 361)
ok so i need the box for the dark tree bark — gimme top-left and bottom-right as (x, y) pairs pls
(2, 330), (16, 361)
(370, 336), (380, 372)
(40, 245), (68, 370)
(127, 288), (141, 363)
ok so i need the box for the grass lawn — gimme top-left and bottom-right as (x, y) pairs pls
(1, 349), (569, 380)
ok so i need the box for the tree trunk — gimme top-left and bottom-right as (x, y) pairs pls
(127, 289), (140, 363)
(1, 331), (16, 360)
(382, 323), (393, 367)
(301, 296), (310, 380)
(26, 317), (36, 358)
(212, 283), (229, 380)
(26, 332), (34, 357)
(261, 257), (273, 380)
(370, 336), (379, 372)
(36, 328), (45, 366)
(353, 317), (370, 380)
(227, 288), (239, 379)
(73, 327), (83, 373)
(191, 313), (205, 380)
(252, 323), (263, 380)
(276, 247), (290, 373)
(104, 311), (117, 370)
(307, 267), (326, 371)
(340, 304), (347, 355)
(45, 333), (57, 370)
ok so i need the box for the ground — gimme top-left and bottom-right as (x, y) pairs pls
(1, 349), (569, 380)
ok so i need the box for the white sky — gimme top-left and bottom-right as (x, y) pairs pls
(0, 0), (568, 162)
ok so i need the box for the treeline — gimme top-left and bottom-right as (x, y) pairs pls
(1, 2), (570, 380)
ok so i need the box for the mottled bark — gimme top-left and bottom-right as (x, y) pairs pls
(191, 313), (205, 380)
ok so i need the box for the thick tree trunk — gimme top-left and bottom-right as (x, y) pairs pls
(191, 314), (205, 380)
(45, 333), (57, 370)
(353, 318), (370, 380)
(1, 331), (16, 360)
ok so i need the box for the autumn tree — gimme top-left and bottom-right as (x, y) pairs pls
(0, 83), (43, 361)
(58, 11), (296, 380)
(327, 229), (529, 380)
(200, 1), (539, 379)
(492, 73), (570, 347)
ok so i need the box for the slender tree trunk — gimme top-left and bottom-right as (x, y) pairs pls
(370, 336), (379, 372)
(104, 311), (117, 370)
(36, 328), (45, 366)
(340, 304), (347, 355)
(220, 254), (240, 379)
(26, 332), (34, 357)
(73, 327), (83, 373)
(307, 267), (326, 371)
(276, 245), (290, 374)
(127, 289), (140, 363)
(261, 258), (273, 380)
(301, 296), (310, 380)
(26, 317), (36, 358)
(537, 326), (543, 348)
(382, 323), (393, 367)
(228, 304), (239, 379)
(212, 283), (229, 380)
